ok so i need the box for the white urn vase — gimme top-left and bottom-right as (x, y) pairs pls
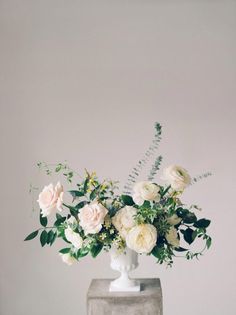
(109, 247), (140, 292)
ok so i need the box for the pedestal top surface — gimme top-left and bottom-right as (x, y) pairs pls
(87, 278), (162, 299)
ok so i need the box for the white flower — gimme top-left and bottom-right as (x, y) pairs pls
(167, 214), (182, 225)
(65, 227), (83, 249)
(126, 224), (157, 254)
(132, 181), (160, 206)
(78, 201), (108, 235)
(112, 206), (137, 239)
(37, 182), (64, 217)
(67, 216), (78, 228)
(165, 226), (180, 248)
(60, 253), (76, 266)
(162, 165), (191, 191)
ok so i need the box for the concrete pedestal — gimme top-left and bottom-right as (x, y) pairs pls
(87, 278), (163, 315)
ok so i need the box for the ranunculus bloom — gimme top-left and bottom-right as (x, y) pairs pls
(78, 201), (108, 235)
(112, 206), (137, 239)
(162, 165), (191, 191)
(126, 224), (158, 254)
(37, 182), (64, 217)
(132, 181), (160, 206)
(165, 226), (180, 248)
(167, 214), (182, 226)
(60, 253), (76, 266)
(65, 227), (83, 249)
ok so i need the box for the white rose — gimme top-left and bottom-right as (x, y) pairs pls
(126, 224), (157, 254)
(167, 214), (182, 225)
(165, 226), (180, 248)
(65, 227), (83, 249)
(78, 201), (108, 235)
(37, 182), (64, 217)
(112, 206), (137, 239)
(60, 253), (76, 266)
(162, 165), (191, 191)
(132, 181), (160, 206)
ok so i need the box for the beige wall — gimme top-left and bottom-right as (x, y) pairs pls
(0, 1), (236, 315)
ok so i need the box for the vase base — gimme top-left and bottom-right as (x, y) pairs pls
(109, 280), (140, 292)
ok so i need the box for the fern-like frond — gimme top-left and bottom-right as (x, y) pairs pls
(147, 155), (163, 182)
(123, 122), (162, 194)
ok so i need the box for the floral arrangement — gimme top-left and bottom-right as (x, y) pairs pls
(25, 123), (212, 267)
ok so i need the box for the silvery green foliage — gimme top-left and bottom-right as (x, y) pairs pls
(148, 155), (163, 182)
(191, 172), (212, 184)
(123, 122), (162, 194)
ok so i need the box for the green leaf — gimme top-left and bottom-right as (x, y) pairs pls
(68, 190), (84, 198)
(121, 195), (135, 206)
(56, 213), (63, 220)
(77, 248), (89, 259)
(75, 201), (86, 210)
(151, 246), (160, 258)
(183, 228), (195, 245)
(54, 216), (66, 227)
(194, 219), (211, 228)
(206, 237), (212, 249)
(174, 247), (188, 252)
(176, 208), (189, 218)
(24, 230), (38, 241)
(183, 212), (197, 224)
(83, 178), (89, 194)
(40, 212), (47, 227)
(90, 243), (103, 258)
(59, 248), (71, 254)
(46, 230), (56, 244)
(40, 230), (48, 247)
(90, 185), (101, 201)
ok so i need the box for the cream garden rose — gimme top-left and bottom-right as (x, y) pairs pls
(132, 181), (160, 206)
(78, 201), (108, 235)
(167, 214), (182, 225)
(60, 253), (76, 266)
(165, 226), (180, 248)
(65, 227), (83, 249)
(37, 182), (64, 217)
(162, 165), (191, 191)
(112, 206), (137, 239)
(126, 224), (157, 254)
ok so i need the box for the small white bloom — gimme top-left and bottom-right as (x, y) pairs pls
(112, 206), (137, 239)
(132, 181), (160, 206)
(65, 227), (83, 249)
(37, 182), (64, 217)
(67, 216), (78, 227)
(167, 214), (182, 226)
(162, 165), (191, 191)
(126, 224), (158, 254)
(60, 253), (76, 266)
(165, 226), (180, 248)
(78, 201), (108, 235)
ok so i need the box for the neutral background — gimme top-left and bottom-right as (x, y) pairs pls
(0, 1), (236, 315)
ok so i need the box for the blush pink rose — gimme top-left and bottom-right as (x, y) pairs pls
(78, 201), (108, 235)
(37, 182), (64, 217)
